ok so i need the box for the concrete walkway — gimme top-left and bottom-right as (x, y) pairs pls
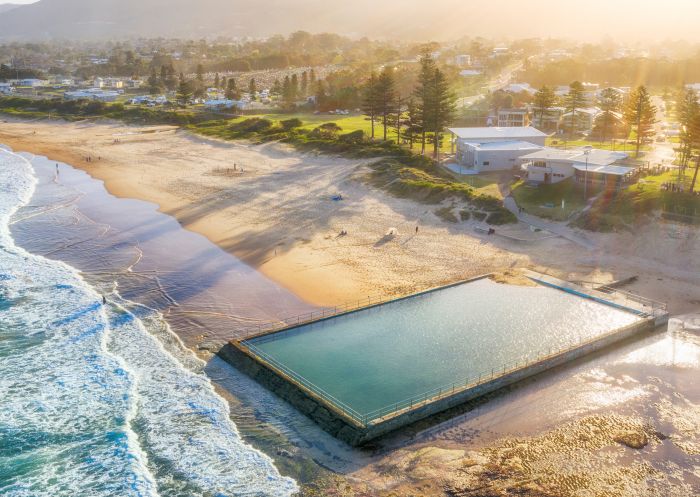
(503, 196), (597, 250)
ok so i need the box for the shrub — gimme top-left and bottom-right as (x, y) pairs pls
(230, 117), (273, 133)
(280, 117), (303, 130)
(339, 129), (365, 144)
(486, 209), (517, 225)
(435, 206), (459, 223)
(472, 211), (487, 221)
(459, 210), (471, 221)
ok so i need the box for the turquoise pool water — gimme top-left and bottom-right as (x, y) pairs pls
(244, 278), (641, 418)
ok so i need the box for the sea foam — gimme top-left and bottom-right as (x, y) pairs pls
(0, 150), (297, 497)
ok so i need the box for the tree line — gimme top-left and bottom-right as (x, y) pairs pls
(361, 54), (456, 158)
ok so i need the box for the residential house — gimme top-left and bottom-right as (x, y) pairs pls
(561, 107), (600, 133)
(521, 148), (635, 188)
(497, 108), (530, 127)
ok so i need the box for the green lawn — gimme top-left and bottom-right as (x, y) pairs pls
(511, 179), (588, 221)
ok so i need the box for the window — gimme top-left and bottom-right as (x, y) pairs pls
(483, 161), (490, 166)
(534, 161), (547, 168)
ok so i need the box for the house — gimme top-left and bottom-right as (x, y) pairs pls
(64, 88), (119, 102)
(504, 83), (536, 95)
(521, 148), (635, 188)
(16, 78), (46, 87)
(454, 54), (471, 67)
(0, 82), (14, 95)
(561, 107), (600, 133)
(497, 108), (530, 127)
(531, 106), (565, 132)
(204, 98), (246, 110)
(459, 69), (482, 77)
(449, 126), (548, 173)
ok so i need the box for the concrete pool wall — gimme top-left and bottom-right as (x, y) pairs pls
(221, 274), (669, 446)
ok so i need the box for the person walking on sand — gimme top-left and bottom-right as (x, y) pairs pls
(55, 163), (59, 174)
(102, 295), (107, 305)
(415, 225), (419, 234)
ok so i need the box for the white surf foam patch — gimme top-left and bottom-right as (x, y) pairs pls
(0, 149), (297, 497)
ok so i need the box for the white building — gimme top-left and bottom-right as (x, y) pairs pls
(16, 78), (47, 87)
(0, 82), (14, 95)
(504, 83), (536, 95)
(521, 148), (635, 188)
(454, 54), (472, 67)
(449, 127), (547, 173)
(497, 108), (530, 127)
(459, 69), (482, 77)
(64, 88), (120, 102)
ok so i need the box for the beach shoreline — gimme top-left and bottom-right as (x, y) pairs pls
(1, 117), (699, 315)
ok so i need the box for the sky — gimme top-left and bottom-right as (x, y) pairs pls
(2, 0), (700, 42)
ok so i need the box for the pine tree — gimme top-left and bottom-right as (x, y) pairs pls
(597, 87), (623, 143)
(405, 98), (420, 149)
(196, 64), (204, 82)
(225, 78), (239, 100)
(314, 80), (326, 110)
(300, 71), (308, 96)
(361, 71), (380, 139)
(214, 73), (220, 89)
(565, 81), (587, 135)
(376, 67), (397, 141)
(623, 85), (657, 158)
(532, 86), (556, 130)
(413, 54), (437, 155)
(309, 68), (316, 84)
(176, 73), (192, 106)
(677, 88), (699, 170)
(290, 73), (299, 101)
(271, 79), (282, 96)
(282, 75), (295, 106)
(148, 69), (160, 95)
(428, 67), (456, 158)
(249, 78), (257, 100)
(159, 65), (167, 85)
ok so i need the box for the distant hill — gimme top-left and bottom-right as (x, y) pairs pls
(0, 0), (698, 43)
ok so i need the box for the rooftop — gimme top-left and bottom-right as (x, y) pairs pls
(449, 126), (547, 140)
(465, 140), (543, 152)
(521, 147), (629, 167)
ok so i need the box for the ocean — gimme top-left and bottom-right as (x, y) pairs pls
(0, 149), (298, 495)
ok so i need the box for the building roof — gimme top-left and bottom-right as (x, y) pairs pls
(449, 126), (547, 140)
(464, 140), (543, 152)
(572, 164), (635, 176)
(520, 147), (629, 167)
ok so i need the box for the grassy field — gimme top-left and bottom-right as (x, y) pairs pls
(511, 179), (588, 221)
(574, 167), (700, 230)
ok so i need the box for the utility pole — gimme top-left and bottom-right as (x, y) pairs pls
(583, 145), (592, 201)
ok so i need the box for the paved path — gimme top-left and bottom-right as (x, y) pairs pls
(503, 196), (597, 250)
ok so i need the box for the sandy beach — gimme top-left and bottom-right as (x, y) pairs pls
(1, 117), (698, 313)
(3, 116), (699, 496)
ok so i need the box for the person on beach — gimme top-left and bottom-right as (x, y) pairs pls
(415, 226), (419, 234)
(102, 295), (106, 305)
(55, 163), (59, 174)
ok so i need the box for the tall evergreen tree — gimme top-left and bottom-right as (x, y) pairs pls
(148, 68), (160, 95)
(678, 88), (699, 170)
(623, 85), (657, 158)
(376, 67), (397, 141)
(290, 73), (299, 100)
(159, 65), (167, 85)
(300, 71), (308, 96)
(597, 87), (623, 143)
(176, 73), (192, 105)
(214, 73), (220, 89)
(225, 78), (239, 100)
(413, 54), (437, 155)
(196, 64), (204, 82)
(249, 78), (257, 100)
(361, 71), (380, 139)
(565, 81), (587, 135)
(532, 86), (556, 130)
(427, 67), (456, 158)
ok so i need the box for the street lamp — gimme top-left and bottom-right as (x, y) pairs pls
(583, 145), (592, 201)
